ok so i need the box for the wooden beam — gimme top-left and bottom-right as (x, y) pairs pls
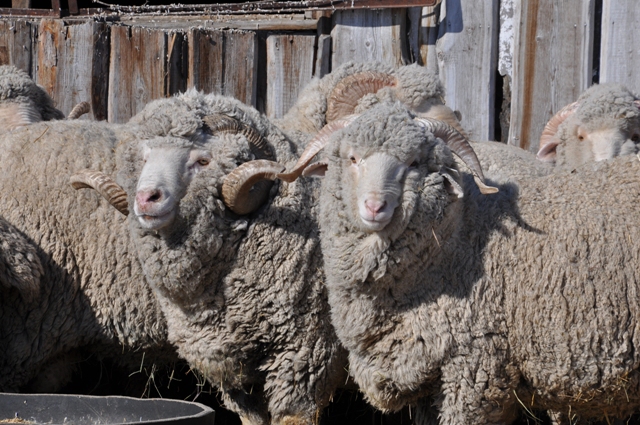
(11, 0), (31, 8)
(68, 0), (79, 15)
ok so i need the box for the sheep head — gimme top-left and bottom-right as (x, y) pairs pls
(537, 83), (640, 167)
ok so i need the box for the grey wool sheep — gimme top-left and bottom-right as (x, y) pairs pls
(0, 118), (173, 393)
(276, 61), (464, 140)
(72, 89), (345, 425)
(0, 65), (65, 130)
(537, 82), (640, 168)
(283, 103), (640, 424)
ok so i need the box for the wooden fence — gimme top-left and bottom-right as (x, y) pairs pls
(0, 0), (638, 153)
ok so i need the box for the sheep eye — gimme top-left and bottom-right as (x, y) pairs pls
(197, 158), (210, 166)
(349, 156), (357, 164)
(632, 134), (640, 143)
(410, 160), (419, 168)
(578, 135), (585, 141)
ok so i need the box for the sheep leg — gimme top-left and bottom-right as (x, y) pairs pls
(222, 387), (270, 425)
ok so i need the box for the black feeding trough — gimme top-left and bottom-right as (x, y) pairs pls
(0, 393), (215, 425)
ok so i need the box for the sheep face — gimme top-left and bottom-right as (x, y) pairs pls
(322, 106), (460, 238)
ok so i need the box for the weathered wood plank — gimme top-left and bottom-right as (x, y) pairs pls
(407, 3), (440, 70)
(11, 0), (31, 8)
(108, 25), (167, 124)
(0, 20), (32, 75)
(599, 0), (640, 89)
(36, 20), (110, 121)
(435, 0), (499, 141)
(331, 9), (408, 69)
(187, 29), (257, 107)
(509, 0), (595, 152)
(167, 31), (188, 96)
(315, 34), (331, 78)
(266, 34), (316, 119)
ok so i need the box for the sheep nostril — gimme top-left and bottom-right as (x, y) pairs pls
(365, 199), (386, 215)
(136, 189), (163, 209)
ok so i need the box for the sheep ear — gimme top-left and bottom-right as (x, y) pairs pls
(442, 173), (464, 199)
(536, 140), (559, 162)
(301, 161), (328, 178)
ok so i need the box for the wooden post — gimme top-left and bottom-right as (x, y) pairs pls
(36, 20), (110, 120)
(11, 0), (32, 7)
(407, 3), (440, 69)
(108, 26), (167, 123)
(188, 29), (258, 107)
(600, 0), (640, 89)
(266, 34), (316, 119)
(435, 0), (500, 141)
(509, 0), (595, 152)
(167, 31), (188, 96)
(331, 9), (408, 69)
(0, 20), (32, 75)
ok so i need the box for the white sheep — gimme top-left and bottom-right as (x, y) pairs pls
(70, 89), (345, 425)
(537, 82), (640, 168)
(274, 103), (640, 424)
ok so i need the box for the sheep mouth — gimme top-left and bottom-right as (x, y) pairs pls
(136, 210), (176, 230)
(360, 216), (392, 232)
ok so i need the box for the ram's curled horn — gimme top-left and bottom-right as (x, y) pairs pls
(537, 102), (579, 161)
(202, 114), (275, 161)
(414, 117), (498, 195)
(70, 169), (129, 216)
(278, 115), (360, 183)
(221, 160), (285, 215)
(68, 102), (90, 120)
(0, 103), (43, 131)
(326, 72), (397, 122)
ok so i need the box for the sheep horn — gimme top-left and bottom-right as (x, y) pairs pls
(203, 114), (278, 215)
(221, 159), (285, 215)
(326, 72), (397, 122)
(68, 101), (90, 120)
(634, 100), (640, 110)
(278, 114), (359, 183)
(537, 102), (579, 162)
(0, 103), (43, 130)
(202, 114), (275, 161)
(414, 117), (498, 195)
(70, 169), (129, 216)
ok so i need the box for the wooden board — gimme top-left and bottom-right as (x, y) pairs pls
(266, 34), (316, 119)
(315, 34), (331, 78)
(331, 9), (408, 69)
(509, 0), (595, 152)
(167, 31), (188, 96)
(188, 28), (258, 107)
(36, 20), (110, 120)
(108, 25), (167, 124)
(0, 20), (32, 75)
(407, 3), (440, 70)
(435, 0), (499, 141)
(599, 0), (640, 89)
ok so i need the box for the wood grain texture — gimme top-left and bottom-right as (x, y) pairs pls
(435, 0), (499, 141)
(599, 0), (640, 89)
(509, 0), (595, 152)
(0, 20), (32, 75)
(108, 25), (167, 124)
(188, 28), (257, 107)
(266, 34), (316, 119)
(331, 9), (408, 69)
(315, 34), (331, 78)
(407, 3), (440, 70)
(36, 20), (110, 120)
(167, 31), (188, 96)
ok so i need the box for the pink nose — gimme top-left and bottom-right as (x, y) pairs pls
(136, 189), (163, 212)
(365, 199), (386, 216)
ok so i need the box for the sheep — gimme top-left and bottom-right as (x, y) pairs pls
(270, 103), (640, 424)
(537, 82), (640, 168)
(276, 61), (465, 140)
(0, 118), (173, 393)
(69, 89), (346, 425)
(0, 65), (91, 131)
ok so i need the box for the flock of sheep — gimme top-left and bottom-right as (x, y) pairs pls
(0, 60), (639, 425)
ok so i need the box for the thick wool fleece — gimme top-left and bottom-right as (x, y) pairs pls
(0, 217), (43, 303)
(555, 83), (640, 168)
(0, 65), (65, 122)
(0, 120), (172, 392)
(319, 104), (640, 424)
(469, 141), (553, 184)
(118, 90), (345, 425)
(276, 62), (444, 142)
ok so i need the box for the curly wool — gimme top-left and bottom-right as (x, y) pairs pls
(318, 104), (640, 424)
(0, 65), (65, 122)
(118, 91), (345, 424)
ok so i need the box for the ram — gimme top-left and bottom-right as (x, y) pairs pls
(71, 89), (345, 425)
(537, 82), (640, 167)
(259, 103), (640, 424)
